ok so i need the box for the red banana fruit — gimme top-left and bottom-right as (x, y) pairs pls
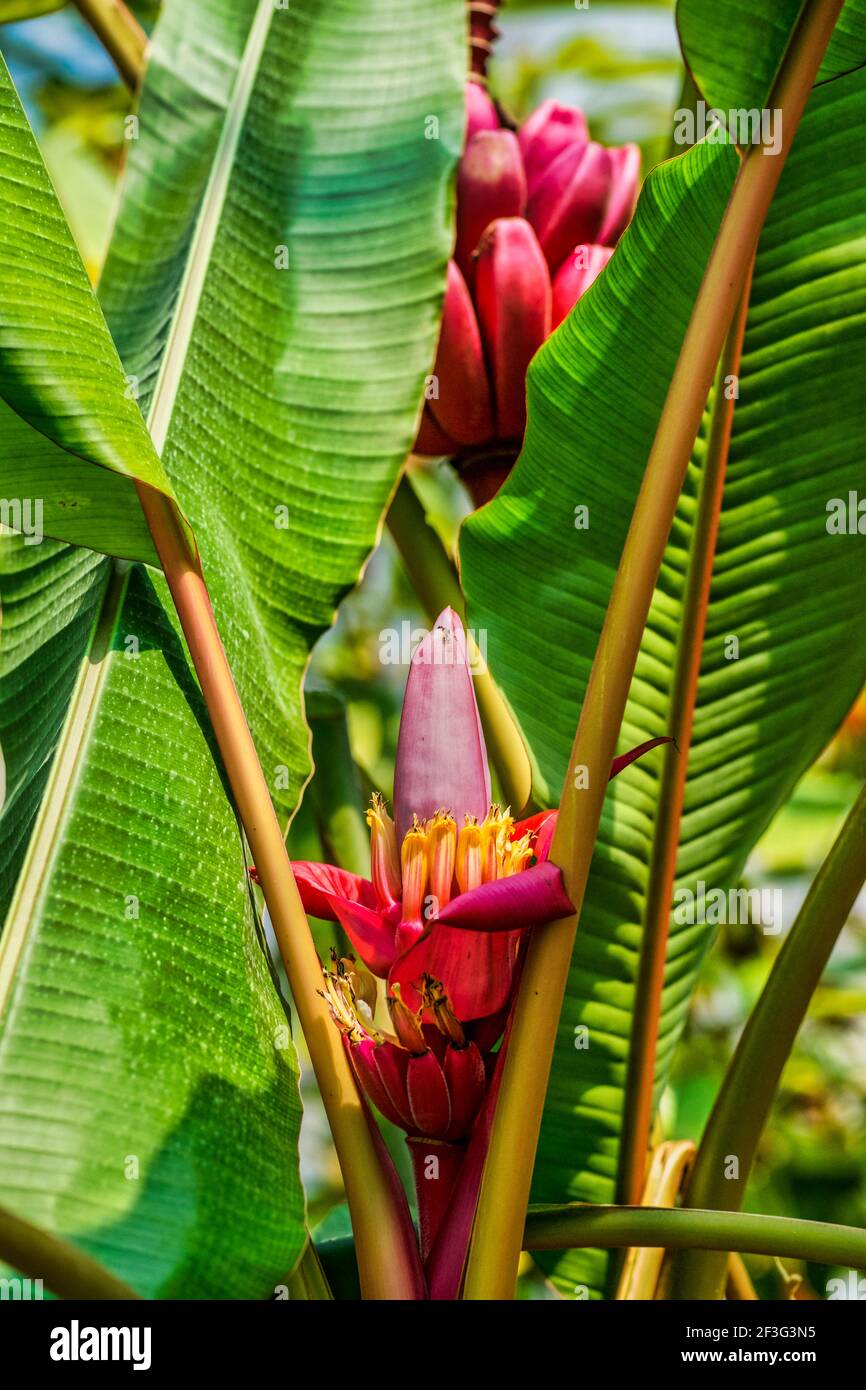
(426, 260), (494, 448)
(455, 129), (526, 282)
(518, 98), (588, 197)
(474, 217), (551, 441)
(551, 242), (614, 329)
(526, 140), (612, 274)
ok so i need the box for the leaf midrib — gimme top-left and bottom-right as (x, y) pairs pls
(146, 0), (274, 455)
(0, 560), (126, 1020)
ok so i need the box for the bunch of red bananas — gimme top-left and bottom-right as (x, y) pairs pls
(415, 82), (640, 502)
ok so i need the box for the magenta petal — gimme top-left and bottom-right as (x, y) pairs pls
(510, 808), (559, 861)
(390, 923), (521, 1021)
(290, 860), (378, 919)
(394, 607), (491, 843)
(532, 811), (558, 864)
(290, 859), (396, 974)
(437, 860), (574, 933)
(511, 809), (554, 839)
(518, 99), (588, 198)
(598, 142), (641, 245)
(468, 1005), (509, 1054)
(330, 898), (398, 978)
(609, 736), (674, 780)
(390, 863), (572, 1017)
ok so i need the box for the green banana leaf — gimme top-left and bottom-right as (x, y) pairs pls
(508, 0), (673, 7)
(0, 1), (64, 21)
(0, 555), (306, 1298)
(0, 541), (105, 908)
(460, 55), (866, 1297)
(0, 54), (177, 565)
(99, 0), (465, 816)
(0, 0), (464, 1296)
(677, 0), (866, 116)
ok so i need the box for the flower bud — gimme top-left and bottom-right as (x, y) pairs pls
(394, 608), (491, 843)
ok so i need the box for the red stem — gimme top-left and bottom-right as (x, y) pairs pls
(407, 1138), (467, 1264)
(425, 971), (522, 1298)
(468, 1), (502, 79)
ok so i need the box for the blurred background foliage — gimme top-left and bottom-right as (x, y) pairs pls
(5, 0), (864, 1299)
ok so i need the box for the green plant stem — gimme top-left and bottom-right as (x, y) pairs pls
(135, 484), (424, 1300)
(616, 262), (754, 1208)
(318, 1203), (866, 1278)
(72, 0), (147, 90)
(461, 0), (844, 1301)
(668, 779), (866, 1299)
(0, 1203), (139, 1299)
(524, 1204), (866, 1273)
(387, 470), (533, 812)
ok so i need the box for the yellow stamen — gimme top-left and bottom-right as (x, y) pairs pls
(420, 974), (465, 1047)
(479, 805), (514, 883)
(396, 804), (531, 915)
(456, 817), (483, 894)
(479, 822), (498, 883)
(339, 952), (378, 1018)
(401, 817), (429, 921)
(367, 792), (401, 905)
(320, 958), (383, 1044)
(502, 831), (533, 877)
(388, 984), (428, 1054)
(427, 811), (457, 912)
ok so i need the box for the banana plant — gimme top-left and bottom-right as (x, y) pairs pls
(460, 0), (866, 1296)
(1, 0), (865, 1305)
